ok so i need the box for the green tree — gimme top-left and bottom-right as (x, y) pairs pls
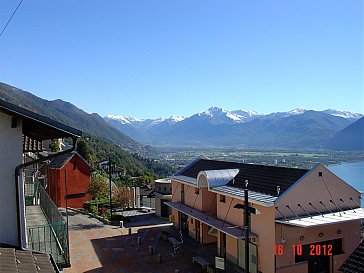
(49, 139), (59, 152)
(76, 138), (91, 162)
(88, 171), (109, 200)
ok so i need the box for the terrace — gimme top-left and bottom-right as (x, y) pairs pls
(24, 173), (70, 268)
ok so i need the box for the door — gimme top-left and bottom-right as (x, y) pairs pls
(220, 232), (226, 257)
(179, 212), (188, 235)
(161, 202), (168, 217)
(297, 243), (330, 273)
(195, 220), (200, 242)
(238, 239), (258, 273)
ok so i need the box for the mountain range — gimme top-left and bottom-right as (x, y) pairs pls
(1, 81), (362, 151)
(0, 82), (144, 153)
(105, 107), (364, 150)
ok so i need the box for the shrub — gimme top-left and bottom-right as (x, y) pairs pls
(88, 205), (98, 215)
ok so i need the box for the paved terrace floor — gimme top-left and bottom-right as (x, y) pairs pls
(26, 205), (49, 227)
(64, 209), (246, 273)
(25, 205), (65, 265)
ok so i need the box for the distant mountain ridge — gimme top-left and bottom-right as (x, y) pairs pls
(0, 82), (144, 153)
(105, 107), (363, 150)
(326, 117), (364, 151)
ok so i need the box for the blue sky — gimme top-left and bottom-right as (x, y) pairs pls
(0, 0), (362, 119)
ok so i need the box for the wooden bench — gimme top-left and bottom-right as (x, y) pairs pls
(192, 256), (210, 270)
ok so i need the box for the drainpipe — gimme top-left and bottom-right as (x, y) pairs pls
(14, 137), (78, 248)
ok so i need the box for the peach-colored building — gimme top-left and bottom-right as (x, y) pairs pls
(166, 158), (364, 273)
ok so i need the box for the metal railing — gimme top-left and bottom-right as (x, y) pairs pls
(26, 184), (70, 267)
(27, 222), (68, 266)
(39, 186), (65, 225)
(24, 180), (40, 206)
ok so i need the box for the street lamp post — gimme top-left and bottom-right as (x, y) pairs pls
(108, 158), (113, 220)
(233, 180), (261, 273)
(244, 180), (249, 273)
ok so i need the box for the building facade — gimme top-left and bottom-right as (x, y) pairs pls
(0, 99), (81, 269)
(48, 152), (92, 208)
(154, 178), (172, 217)
(166, 158), (364, 273)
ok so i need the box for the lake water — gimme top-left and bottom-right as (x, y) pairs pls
(327, 160), (364, 192)
(327, 160), (364, 207)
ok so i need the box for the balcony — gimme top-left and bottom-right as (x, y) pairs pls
(25, 180), (70, 268)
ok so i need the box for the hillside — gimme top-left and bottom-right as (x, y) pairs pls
(0, 82), (143, 153)
(0, 82), (174, 180)
(326, 117), (364, 151)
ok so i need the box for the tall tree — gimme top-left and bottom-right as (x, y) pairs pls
(88, 172), (109, 200)
(76, 138), (91, 162)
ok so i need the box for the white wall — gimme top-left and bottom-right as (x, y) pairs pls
(0, 112), (23, 246)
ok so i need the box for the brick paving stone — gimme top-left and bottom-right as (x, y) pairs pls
(63, 210), (225, 273)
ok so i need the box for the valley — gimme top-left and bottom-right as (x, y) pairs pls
(156, 146), (364, 170)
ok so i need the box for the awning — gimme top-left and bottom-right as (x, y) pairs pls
(276, 208), (364, 228)
(165, 202), (257, 239)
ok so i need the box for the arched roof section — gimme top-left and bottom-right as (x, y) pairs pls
(197, 169), (239, 189)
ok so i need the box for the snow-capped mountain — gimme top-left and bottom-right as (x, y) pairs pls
(105, 107), (362, 127)
(322, 109), (363, 119)
(231, 109), (264, 121)
(169, 115), (185, 122)
(194, 107), (263, 124)
(286, 108), (307, 116)
(104, 115), (144, 124)
(195, 107), (246, 124)
(104, 107), (363, 149)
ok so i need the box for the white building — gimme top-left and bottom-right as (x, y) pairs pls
(0, 99), (81, 268)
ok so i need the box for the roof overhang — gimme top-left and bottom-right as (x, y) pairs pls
(165, 201), (257, 239)
(211, 185), (276, 207)
(171, 176), (276, 207)
(171, 175), (197, 186)
(276, 208), (364, 228)
(155, 192), (172, 199)
(0, 99), (82, 141)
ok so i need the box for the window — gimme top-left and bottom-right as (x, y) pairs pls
(163, 187), (167, 192)
(195, 188), (199, 194)
(220, 195), (226, 203)
(73, 161), (77, 170)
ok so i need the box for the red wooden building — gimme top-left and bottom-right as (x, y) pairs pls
(47, 151), (92, 208)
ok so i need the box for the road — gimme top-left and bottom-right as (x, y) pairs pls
(59, 208), (109, 230)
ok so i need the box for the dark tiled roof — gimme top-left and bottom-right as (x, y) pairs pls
(340, 240), (364, 273)
(176, 159), (308, 196)
(0, 247), (57, 273)
(48, 151), (92, 170)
